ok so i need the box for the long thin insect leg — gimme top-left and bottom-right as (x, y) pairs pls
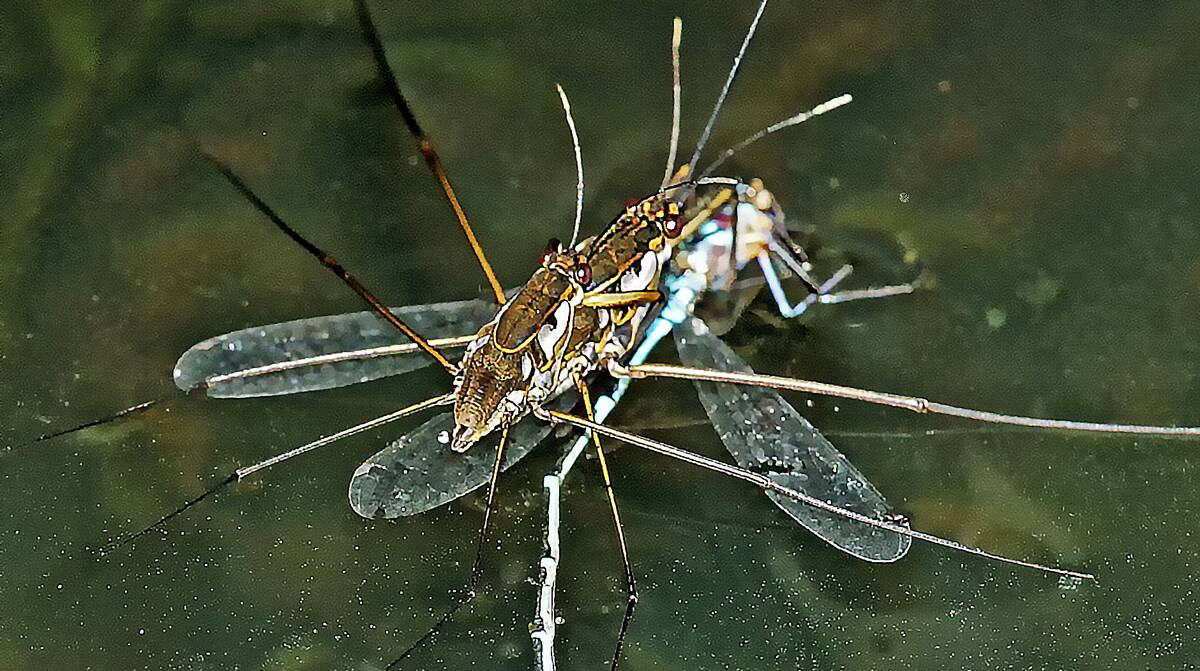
(817, 284), (917, 305)
(760, 254), (854, 319)
(201, 335), (477, 391)
(97, 393), (450, 555)
(575, 375), (638, 671)
(621, 357), (1200, 437)
(535, 303), (680, 666)
(670, 187), (736, 244)
(757, 251), (812, 318)
(561, 275), (689, 465)
(202, 154), (457, 373)
(744, 246), (911, 319)
(8, 389), (188, 454)
(764, 238), (913, 317)
(531, 467), (565, 667)
(582, 290), (663, 310)
(764, 232), (823, 294)
(352, 0), (507, 306)
(386, 425), (511, 669)
(536, 407), (1093, 582)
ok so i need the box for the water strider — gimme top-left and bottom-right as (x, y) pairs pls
(166, 3), (1135, 667)
(16, 1), (1200, 671)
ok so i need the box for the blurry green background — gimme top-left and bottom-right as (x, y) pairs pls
(2, 1), (1199, 669)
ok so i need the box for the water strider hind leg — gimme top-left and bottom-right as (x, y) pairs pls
(385, 427), (511, 669)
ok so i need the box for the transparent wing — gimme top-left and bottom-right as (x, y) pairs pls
(673, 320), (911, 562)
(173, 298), (498, 398)
(347, 392), (579, 519)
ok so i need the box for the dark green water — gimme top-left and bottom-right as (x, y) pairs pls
(3, 2), (1199, 669)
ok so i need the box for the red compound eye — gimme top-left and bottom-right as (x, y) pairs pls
(573, 261), (592, 285)
(663, 214), (684, 239)
(539, 238), (561, 266)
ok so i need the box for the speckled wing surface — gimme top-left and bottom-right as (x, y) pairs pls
(674, 318), (910, 562)
(347, 392), (579, 519)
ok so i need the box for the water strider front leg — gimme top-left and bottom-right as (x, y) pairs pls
(574, 374), (639, 671)
(582, 290), (664, 310)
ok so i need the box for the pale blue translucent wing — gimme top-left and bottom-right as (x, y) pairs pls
(173, 298), (497, 398)
(673, 320), (911, 562)
(347, 392), (579, 519)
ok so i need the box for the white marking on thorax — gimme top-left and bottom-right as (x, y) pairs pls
(620, 251), (659, 292)
(536, 300), (574, 362)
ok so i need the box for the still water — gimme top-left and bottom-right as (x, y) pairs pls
(2, 1), (1199, 669)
